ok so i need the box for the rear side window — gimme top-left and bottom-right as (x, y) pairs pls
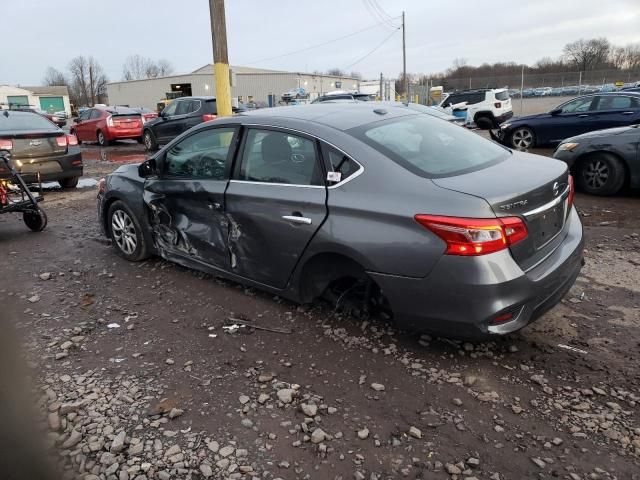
(89, 109), (102, 119)
(322, 145), (361, 184)
(350, 114), (508, 178)
(495, 91), (510, 101)
(188, 100), (202, 114)
(0, 112), (58, 132)
(595, 96), (639, 110)
(236, 129), (323, 186)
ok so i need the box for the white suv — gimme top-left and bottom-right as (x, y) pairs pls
(439, 88), (513, 129)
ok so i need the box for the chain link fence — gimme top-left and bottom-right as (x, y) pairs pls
(407, 69), (640, 105)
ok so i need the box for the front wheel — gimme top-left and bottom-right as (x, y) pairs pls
(510, 127), (535, 150)
(107, 201), (150, 261)
(143, 130), (158, 151)
(23, 208), (48, 232)
(576, 153), (625, 196)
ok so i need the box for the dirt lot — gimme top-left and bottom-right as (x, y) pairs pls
(1, 139), (639, 480)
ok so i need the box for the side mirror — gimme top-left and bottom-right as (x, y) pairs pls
(138, 158), (157, 178)
(550, 108), (562, 115)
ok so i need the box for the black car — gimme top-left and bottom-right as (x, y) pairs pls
(553, 124), (640, 196)
(0, 111), (83, 188)
(494, 93), (640, 149)
(141, 97), (244, 151)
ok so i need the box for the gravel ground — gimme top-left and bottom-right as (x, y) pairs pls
(0, 140), (638, 480)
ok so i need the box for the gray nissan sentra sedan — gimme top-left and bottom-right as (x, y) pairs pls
(97, 103), (584, 339)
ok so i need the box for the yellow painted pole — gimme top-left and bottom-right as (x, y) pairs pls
(209, 0), (232, 117)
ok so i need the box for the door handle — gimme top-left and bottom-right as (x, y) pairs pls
(621, 111), (635, 115)
(577, 114), (589, 118)
(282, 215), (312, 225)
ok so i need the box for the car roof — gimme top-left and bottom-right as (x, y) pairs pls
(95, 106), (140, 114)
(238, 103), (416, 131)
(449, 88), (506, 94)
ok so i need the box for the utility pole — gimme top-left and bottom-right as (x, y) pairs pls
(208, 0), (232, 117)
(379, 72), (383, 101)
(402, 11), (407, 101)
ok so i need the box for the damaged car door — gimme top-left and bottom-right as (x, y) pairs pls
(143, 126), (238, 269)
(224, 128), (328, 288)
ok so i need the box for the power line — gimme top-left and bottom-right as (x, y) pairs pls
(343, 26), (401, 71)
(363, 0), (399, 28)
(241, 19), (400, 66)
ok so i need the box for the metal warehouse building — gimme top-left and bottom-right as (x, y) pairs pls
(106, 65), (359, 110)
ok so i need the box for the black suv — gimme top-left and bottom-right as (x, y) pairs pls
(142, 97), (244, 151)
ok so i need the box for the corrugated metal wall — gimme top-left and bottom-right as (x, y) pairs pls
(107, 73), (359, 110)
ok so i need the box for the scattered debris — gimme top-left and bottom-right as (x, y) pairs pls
(557, 344), (588, 354)
(107, 323), (120, 329)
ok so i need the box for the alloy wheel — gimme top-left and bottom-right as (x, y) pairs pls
(144, 133), (152, 149)
(584, 159), (609, 190)
(511, 129), (533, 149)
(98, 131), (105, 145)
(111, 209), (137, 255)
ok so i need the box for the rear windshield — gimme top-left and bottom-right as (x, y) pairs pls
(495, 90), (510, 101)
(0, 112), (58, 132)
(349, 114), (509, 178)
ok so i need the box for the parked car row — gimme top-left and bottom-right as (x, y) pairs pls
(492, 92), (640, 195)
(508, 82), (639, 98)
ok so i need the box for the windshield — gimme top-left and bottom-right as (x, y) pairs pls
(349, 114), (509, 178)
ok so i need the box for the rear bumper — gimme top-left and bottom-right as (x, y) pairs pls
(105, 128), (143, 140)
(369, 207), (584, 340)
(12, 148), (83, 182)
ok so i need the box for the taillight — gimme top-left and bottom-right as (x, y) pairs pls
(0, 139), (13, 150)
(494, 102), (501, 108)
(107, 115), (114, 127)
(66, 134), (78, 146)
(568, 174), (575, 208)
(56, 136), (67, 147)
(202, 114), (217, 122)
(415, 215), (528, 256)
(98, 177), (106, 194)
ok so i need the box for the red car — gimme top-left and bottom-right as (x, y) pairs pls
(71, 106), (143, 146)
(132, 107), (158, 123)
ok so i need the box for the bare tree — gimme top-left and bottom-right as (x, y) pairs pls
(610, 43), (640, 70)
(68, 56), (108, 106)
(563, 38), (611, 71)
(123, 55), (174, 80)
(156, 59), (174, 77)
(326, 68), (346, 77)
(42, 67), (68, 86)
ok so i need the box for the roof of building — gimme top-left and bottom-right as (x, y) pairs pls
(192, 64), (286, 74)
(22, 85), (69, 96)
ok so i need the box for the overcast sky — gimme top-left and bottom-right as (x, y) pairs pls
(4, 0), (640, 85)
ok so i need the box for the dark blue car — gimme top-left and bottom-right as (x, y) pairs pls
(494, 93), (640, 149)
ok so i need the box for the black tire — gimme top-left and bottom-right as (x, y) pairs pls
(23, 208), (47, 232)
(576, 153), (626, 196)
(143, 130), (158, 151)
(59, 177), (79, 189)
(510, 127), (536, 150)
(97, 130), (111, 146)
(107, 200), (150, 261)
(475, 116), (494, 130)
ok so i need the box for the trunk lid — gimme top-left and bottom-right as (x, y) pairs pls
(432, 151), (571, 271)
(1, 131), (66, 159)
(112, 114), (142, 129)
